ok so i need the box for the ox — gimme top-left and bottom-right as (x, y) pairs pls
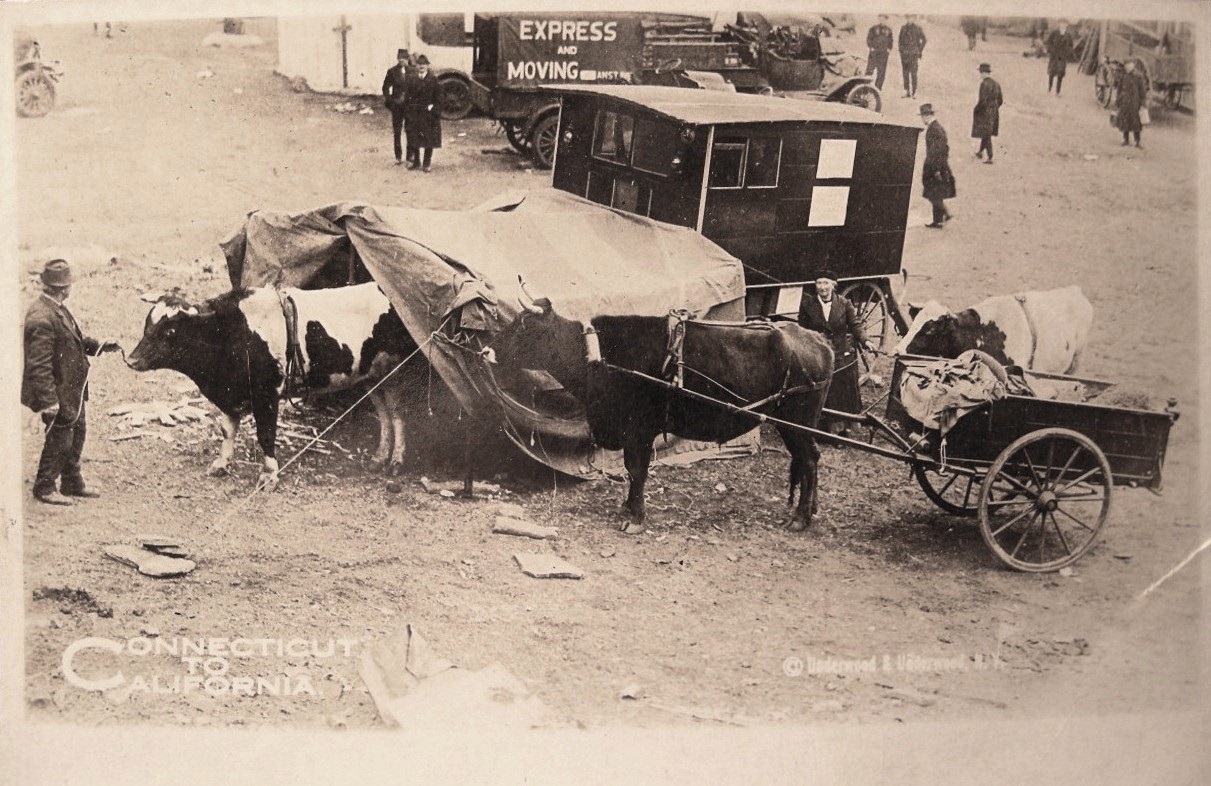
(490, 296), (834, 534)
(893, 286), (1093, 374)
(127, 283), (417, 489)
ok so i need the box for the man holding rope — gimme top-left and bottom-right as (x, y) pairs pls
(22, 259), (120, 505)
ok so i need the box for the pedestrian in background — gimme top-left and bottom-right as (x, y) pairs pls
(403, 54), (442, 172)
(382, 48), (410, 166)
(865, 14), (894, 91)
(23, 259), (120, 505)
(960, 16), (982, 50)
(797, 270), (874, 435)
(919, 104), (955, 229)
(1116, 59), (1148, 148)
(1046, 20), (1076, 96)
(972, 63), (1003, 164)
(898, 15), (927, 98)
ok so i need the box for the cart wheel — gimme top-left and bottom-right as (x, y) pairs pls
(977, 428), (1112, 572)
(845, 84), (881, 112)
(1095, 64), (1116, 108)
(914, 464), (981, 517)
(16, 70), (55, 118)
(530, 114), (560, 169)
(437, 76), (472, 121)
(841, 281), (889, 350)
(503, 122), (529, 152)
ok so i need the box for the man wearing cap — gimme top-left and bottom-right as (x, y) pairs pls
(403, 54), (442, 172)
(971, 63), (1003, 163)
(897, 15), (927, 99)
(22, 260), (119, 505)
(864, 15), (894, 91)
(797, 271), (874, 435)
(1046, 21), (1075, 96)
(920, 104), (955, 228)
(382, 48), (411, 166)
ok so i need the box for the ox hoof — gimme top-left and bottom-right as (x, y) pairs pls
(785, 517), (812, 533)
(255, 472), (280, 493)
(207, 463), (230, 477)
(385, 461), (404, 478)
(369, 457), (388, 473)
(619, 520), (647, 536)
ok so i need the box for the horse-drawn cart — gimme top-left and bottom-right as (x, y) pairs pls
(1092, 20), (1195, 111)
(817, 355), (1179, 572)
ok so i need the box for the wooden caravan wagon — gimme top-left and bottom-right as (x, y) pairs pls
(546, 85), (921, 344)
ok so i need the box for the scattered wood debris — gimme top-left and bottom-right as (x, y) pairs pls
(492, 516), (557, 540)
(513, 553), (584, 579)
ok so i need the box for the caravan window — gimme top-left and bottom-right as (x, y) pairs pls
(631, 118), (676, 175)
(709, 135), (781, 189)
(592, 110), (634, 164)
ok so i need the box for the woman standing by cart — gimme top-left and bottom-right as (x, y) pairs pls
(798, 271), (874, 435)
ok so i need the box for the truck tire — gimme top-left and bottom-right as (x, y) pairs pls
(530, 114), (560, 169)
(438, 75), (472, 121)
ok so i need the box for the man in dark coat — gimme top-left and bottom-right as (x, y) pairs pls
(865, 15), (894, 91)
(920, 104), (955, 228)
(1116, 59), (1148, 148)
(960, 16), (982, 50)
(797, 271), (873, 435)
(1046, 20), (1076, 95)
(403, 54), (442, 171)
(971, 63), (1003, 163)
(23, 259), (119, 505)
(898, 15), (927, 98)
(382, 49), (411, 166)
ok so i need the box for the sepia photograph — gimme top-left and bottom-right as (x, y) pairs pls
(2, 0), (1207, 782)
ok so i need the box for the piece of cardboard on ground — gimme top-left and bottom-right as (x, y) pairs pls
(359, 624), (551, 730)
(492, 516), (558, 540)
(103, 545), (196, 577)
(513, 552), (584, 579)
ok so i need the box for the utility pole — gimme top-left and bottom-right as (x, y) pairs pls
(333, 16), (352, 89)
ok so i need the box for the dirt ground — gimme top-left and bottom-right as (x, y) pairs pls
(13, 16), (1206, 738)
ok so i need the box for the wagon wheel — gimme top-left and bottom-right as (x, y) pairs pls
(1163, 86), (1183, 111)
(841, 281), (889, 383)
(530, 114), (560, 169)
(1094, 63), (1116, 108)
(914, 464), (981, 517)
(16, 70), (55, 118)
(977, 428), (1112, 572)
(845, 84), (881, 112)
(503, 121), (530, 152)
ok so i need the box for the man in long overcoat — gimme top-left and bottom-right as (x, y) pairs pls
(23, 259), (119, 505)
(898, 15), (927, 98)
(864, 15), (894, 91)
(403, 54), (442, 171)
(920, 103), (955, 228)
(1116, 59), (1148, 148)
(382, 48), (410, 165)
(971, 63), (1003, 163)
(1046, 21), (1076, 95)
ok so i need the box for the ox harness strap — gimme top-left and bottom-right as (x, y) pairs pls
(1014, 294), (1039, 370)
(278, 290), (307, 401)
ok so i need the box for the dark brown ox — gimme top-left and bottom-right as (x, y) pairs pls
(490, 297), (834, 534)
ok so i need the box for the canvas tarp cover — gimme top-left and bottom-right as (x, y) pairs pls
(221, 190), (748, 476)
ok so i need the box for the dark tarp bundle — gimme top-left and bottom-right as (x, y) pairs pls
(221, 190), (748, 476)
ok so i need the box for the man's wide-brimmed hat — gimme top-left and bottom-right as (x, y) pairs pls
(415, 54), (430, 66)
(979, 63), (992, 73)
(919, 103), (935, 116)
(40, 259), (73, 287)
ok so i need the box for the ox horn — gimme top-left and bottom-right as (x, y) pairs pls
(517, 276), (545, 315)
(140, 291), (164, 303)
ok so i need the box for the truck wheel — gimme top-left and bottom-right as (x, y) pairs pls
(504, 122), (529, 152)
(530, 114), (560, 169)
(438, 76), (472, 121)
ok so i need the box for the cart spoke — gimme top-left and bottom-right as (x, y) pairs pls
(1054, 466), (1105, 496)
(1053, 505), (1097, 533)
(984, 498), (1035, 509)
(1053, 445), (1085, 487)
(1048, 512), (1074, 556)
(1022, 448), (1046, 490)
(991, 506), (1034, 538)
(1009, 511), (1042, 559)
(989, 471), (1038, 498)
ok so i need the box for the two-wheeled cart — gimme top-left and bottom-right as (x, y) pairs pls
(814, 355), (1179, 572)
